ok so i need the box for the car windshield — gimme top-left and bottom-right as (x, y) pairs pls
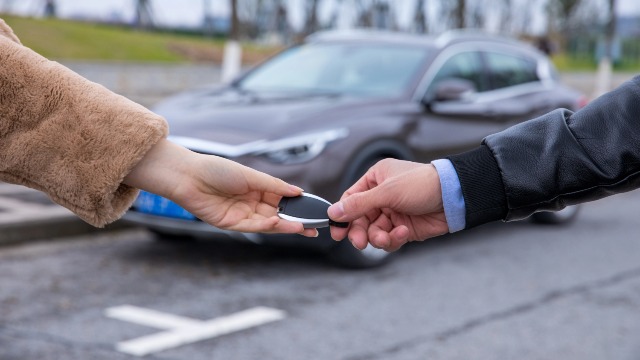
(236, 43), (430, 97)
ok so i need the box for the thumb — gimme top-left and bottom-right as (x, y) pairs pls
(328, 187), (388, 222)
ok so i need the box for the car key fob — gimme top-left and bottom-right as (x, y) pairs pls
(277, 193), (349, 229)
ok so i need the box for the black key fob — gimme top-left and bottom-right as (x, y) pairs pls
(278, 193), (349, 229)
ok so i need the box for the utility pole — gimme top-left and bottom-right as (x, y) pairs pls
(222, 0), (242, 83)
(594, 0), (617, 98)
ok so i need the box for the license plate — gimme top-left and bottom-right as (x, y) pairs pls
(133, 191), (196, 220)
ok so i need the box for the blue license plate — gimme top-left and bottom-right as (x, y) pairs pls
(133, 191), (196, 220)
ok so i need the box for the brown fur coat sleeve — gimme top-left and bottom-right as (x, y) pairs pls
(0, 19), (169, 227)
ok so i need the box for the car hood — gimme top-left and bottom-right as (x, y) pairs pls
(153, 86), (378, 146)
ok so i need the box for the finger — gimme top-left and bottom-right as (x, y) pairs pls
(244, 167), (304, 197)
(330, 224), (349, 241)
(368, 222), (392, 250)
(385, 225), (410, 252)
(228, 216), (304, 234)
(368, 224), (410, 252)
(328, 186), (389, 223)
(330, 203), (381, 241)
(339, 170), (377, 200)
(347, 217), (371, 250)
(300, 228), (319, 238)
(259, 193), (291, 210)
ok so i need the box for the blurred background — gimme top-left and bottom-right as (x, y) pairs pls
(1, 0), (638, 104)
(2, 1), (640, 359)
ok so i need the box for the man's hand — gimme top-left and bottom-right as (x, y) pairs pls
(328, 159), (448, 252)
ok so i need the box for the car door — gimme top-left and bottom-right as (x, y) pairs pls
(409, 49), (513, 161)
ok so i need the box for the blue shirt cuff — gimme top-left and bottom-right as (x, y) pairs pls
(431, 159), (466, 232)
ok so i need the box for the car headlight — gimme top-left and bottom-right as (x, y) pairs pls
(254, 128), (349, 164)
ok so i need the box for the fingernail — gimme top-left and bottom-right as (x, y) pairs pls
(289, 185), (304, 193)
(328, 202), (344, 219)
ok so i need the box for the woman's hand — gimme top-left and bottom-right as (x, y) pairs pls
(124, 139), (318, 237)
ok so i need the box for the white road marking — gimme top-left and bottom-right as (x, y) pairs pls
(105, 305), (202, 330)
(105, 305), (286, 357)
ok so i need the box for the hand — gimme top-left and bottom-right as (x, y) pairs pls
(328, 159), (449, 252)
(124, 139), (318, 237)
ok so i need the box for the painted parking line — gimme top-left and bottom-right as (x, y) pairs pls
(105, 305), (203, 330)
(105, 305), (286, 357)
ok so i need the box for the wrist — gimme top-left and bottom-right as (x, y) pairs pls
(123, 139), (196, 200)
(446, 146), (506, 228)
(431, 159), (465, 232)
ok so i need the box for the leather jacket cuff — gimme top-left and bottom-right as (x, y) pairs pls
(447, 145), (507, 229)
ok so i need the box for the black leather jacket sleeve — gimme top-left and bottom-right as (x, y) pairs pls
(448, 75), (640, 229)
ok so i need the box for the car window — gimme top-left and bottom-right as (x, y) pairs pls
(485, 51), (539, 90)
(237, 43), (430, 97)
(428, 51), (486, 93)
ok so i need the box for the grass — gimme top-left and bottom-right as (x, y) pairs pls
(1, 14), (281, 64)
(551, 52), (640, 72)
(550, 53), (598, 72)
(9, 15), (636, 71)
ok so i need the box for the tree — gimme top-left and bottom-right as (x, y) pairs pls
(412, 0), (427, 33)
(604, 0), (616, 60)
(452, 0), (466, 29)
(546, 0), (583, 34)
(304, 0), (321, 35)
(134, 0), (154, 29)
(355, 0), (373, 27)
(328, 0), (344, 29)
(43, 0), (56, 18)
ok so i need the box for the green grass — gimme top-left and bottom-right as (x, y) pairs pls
(1, 14), (279, 63)
(551, 53), (598, 71)
(551, 52), (640, 72)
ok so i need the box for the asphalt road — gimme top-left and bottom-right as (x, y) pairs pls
(2, 190), (640, 360)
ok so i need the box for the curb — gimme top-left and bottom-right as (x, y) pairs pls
(0, 183), (129, 246)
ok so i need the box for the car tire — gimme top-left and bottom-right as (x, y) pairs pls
(328, 156), (396, 269)
(530, 205), (581, 225)
(328, 239), (395, 269)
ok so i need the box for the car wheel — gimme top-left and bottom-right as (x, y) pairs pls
(328, 156), (395, 269)
(328, 239), (394, 269)
(530, 205), (580, 224)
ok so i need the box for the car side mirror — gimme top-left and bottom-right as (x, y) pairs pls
(422, 78), (477, 107)
(422, 79), (488, 117)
